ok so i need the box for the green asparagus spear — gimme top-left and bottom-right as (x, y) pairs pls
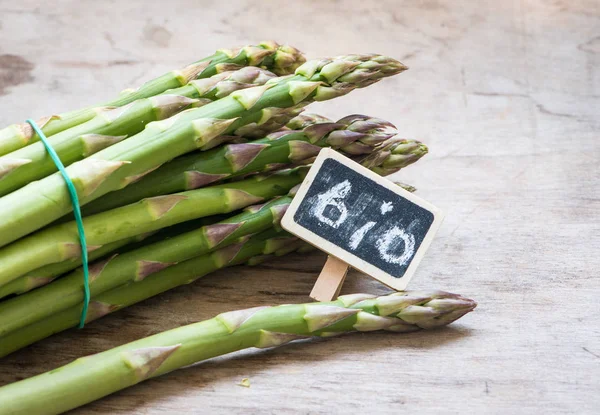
(0, 67), (278, 196)
(0, 168), (306, 292)
(0, 54), (407, 247)
(0, 41), (305, 156)
(0, 197), (292, 336)
(83, 113), (401, 214)
(0, 286), (475, 414)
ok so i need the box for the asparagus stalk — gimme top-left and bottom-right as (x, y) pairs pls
(0, 41), (305, 156)
(0, 168), (306, 292)
(0, 197), (292, 336)
(0, 287), (475, 414)
(83, 113), (403, 214)
(0, 68), (278, 196)
(0, 54), (407, 247)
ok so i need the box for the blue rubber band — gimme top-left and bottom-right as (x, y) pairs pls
(26, 119), (90, 328)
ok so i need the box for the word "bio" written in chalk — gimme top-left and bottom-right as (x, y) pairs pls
(282, 149), (443, 290)
(312, 180), (416, 266)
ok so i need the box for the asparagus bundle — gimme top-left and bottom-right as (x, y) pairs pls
(0, 41), (305, 156)
(0, 67), (280, 196)
(0, 54), (407, 247)
(0, 42), (472, 415)
(83, 114), (426, 215)
(0, 288), (476, 414)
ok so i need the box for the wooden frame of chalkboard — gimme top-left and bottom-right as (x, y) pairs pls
(282, 148), (444, 291)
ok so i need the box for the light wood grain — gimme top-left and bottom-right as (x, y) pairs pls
(310, 256), (349, 301)
(0, 0), (599, 413)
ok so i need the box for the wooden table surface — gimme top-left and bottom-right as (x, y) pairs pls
(0, 0), (598, 413)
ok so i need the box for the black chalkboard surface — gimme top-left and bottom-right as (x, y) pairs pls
(282, 148), (443, 290)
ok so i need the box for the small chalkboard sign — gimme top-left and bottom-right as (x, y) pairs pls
(282, 148), (443, 292)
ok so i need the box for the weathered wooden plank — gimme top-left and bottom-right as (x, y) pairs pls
(0, 0), (598, 413)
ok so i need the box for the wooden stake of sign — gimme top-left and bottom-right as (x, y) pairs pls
(309, 256), (349, 301)
(282, 148), (444, 293)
